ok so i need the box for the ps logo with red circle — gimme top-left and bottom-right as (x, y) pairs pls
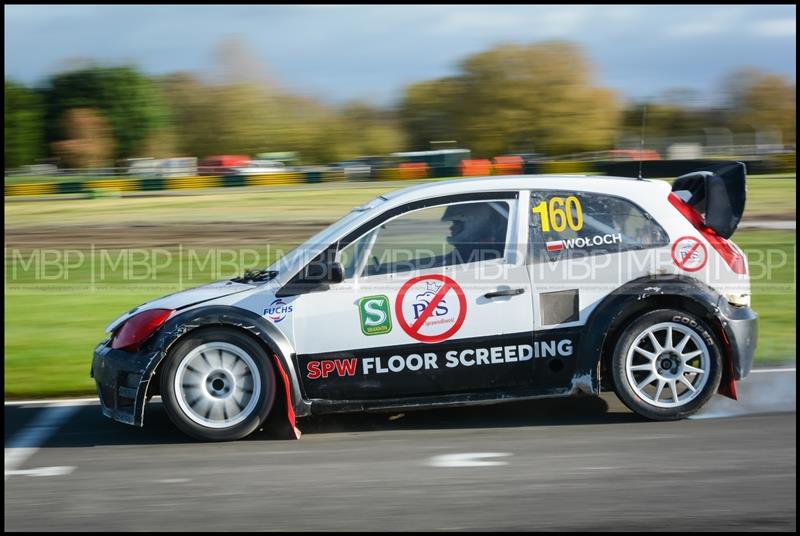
(395, 275), (467, 343)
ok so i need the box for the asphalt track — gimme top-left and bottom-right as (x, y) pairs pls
(4, 369), (796, 531)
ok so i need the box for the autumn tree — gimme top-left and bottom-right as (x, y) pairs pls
(51, 108), (115, 168)
(723, 69), (796, 145)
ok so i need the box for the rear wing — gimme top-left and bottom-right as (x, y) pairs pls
(671, 161), (747, 239)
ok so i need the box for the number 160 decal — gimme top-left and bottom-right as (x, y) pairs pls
(531, 196), (583, 232)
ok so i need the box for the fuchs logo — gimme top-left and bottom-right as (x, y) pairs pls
(546, 233), (622, 252)
(358, 295), (392, 336)
(264, 299), (293, 323)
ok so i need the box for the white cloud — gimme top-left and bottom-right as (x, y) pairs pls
(666, 20), (724, 37)
(752, 18), (796, 37)
(431, 6), (588, 39)
(664, 7), (746, 37)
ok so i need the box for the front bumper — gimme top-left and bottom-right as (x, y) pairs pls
(716, 298), (758, 380)
(92, 341), (160, 426)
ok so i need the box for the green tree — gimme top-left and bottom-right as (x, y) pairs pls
(619, 99), (720, 150)
(400, 78), (463, 151)
(338, 102), (406, 158)
(43, 66), (170, 161)
(4, 80), (45, 169)
(399, 41), (621, 157)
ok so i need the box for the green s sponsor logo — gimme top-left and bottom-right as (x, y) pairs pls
(358, 295), (392, 336)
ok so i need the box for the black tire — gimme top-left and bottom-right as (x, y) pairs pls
(611, 309), (722, 421)
(160, 328), (276, 441)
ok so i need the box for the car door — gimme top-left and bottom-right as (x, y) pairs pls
(290, 192), (536, 401)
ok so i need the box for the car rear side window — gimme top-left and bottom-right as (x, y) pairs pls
(528, 190), (669, 262)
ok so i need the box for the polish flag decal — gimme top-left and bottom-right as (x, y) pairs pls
(546, 240), (564, 252)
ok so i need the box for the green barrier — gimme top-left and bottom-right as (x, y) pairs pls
(523, 162), (540, 174)
(57, 182), (85, 194)
(432, 165), (457, 178)
(304, 171), (322, 184)
(222, 175), (247, 188)
(139, 177), (165, 191)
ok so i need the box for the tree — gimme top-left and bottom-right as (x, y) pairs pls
(723, 69), (796, 145)
(338, 102), (406, 158)
(400, 78), (463, 151)
(5, 80), (45, 169)
(619, 100), (716, 148)
(160, 72), (405, 164)
(43, 66), (171, 160)
(399, 41), (621, 157)
(50, 108), (115, 168)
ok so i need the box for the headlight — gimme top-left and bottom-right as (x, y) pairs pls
(111, 309), (174, 352)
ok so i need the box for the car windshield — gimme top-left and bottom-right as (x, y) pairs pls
(263, 195), (388, 279)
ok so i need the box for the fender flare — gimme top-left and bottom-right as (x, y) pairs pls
(145, 305), (311, 420)
(576, 274), (726, 390)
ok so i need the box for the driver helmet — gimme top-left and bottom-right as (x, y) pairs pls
(441, 202), (507, 245)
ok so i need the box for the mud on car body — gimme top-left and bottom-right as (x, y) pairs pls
(92, 162), (757, 441)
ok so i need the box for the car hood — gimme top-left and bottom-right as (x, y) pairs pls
(105, 280), (256, 333)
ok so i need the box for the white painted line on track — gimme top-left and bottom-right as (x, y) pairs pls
(5, 395), (163, 407)
(6, 466), (75, 477)
(429, 453), (512, 467)
(4, 397), (99, 406)
(5, 405), (81, 480)
(750, 367), (796, 373)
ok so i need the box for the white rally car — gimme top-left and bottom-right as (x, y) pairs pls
(92, 162), (757, 441)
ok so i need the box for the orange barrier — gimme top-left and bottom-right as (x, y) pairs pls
(492, 155), (523, 175)
(398, 162), (429, 180)
(460, 159), (492, 176)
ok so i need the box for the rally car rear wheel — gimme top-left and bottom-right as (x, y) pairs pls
(611, 309), (722, 420)
(160, 328), (276, 441)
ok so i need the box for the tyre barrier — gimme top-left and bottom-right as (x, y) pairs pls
(4, 157), (792, 197)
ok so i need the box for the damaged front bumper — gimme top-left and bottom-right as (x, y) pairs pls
(92, 341), (161, 426)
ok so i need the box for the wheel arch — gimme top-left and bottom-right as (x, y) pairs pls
(143, 305), (310, 422)
(577, 275), (731, 394)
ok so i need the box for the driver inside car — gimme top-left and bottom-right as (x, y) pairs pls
(440, 202), (508, 264)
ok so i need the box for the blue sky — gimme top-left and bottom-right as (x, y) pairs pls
(4, 5), (796, 106)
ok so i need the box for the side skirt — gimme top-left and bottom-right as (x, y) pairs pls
(308, 385), (589, 415)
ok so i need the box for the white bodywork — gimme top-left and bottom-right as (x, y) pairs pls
(108, 175), (751, 358)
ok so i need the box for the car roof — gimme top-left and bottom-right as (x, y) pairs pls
(378, 174), (672, 209)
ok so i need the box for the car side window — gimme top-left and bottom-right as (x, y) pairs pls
(338, 200), (510, 278)
(528, 190), (669, 262)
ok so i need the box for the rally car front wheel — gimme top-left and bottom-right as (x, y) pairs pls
(160, 328), (276, 441)
(611, 309), (722, 420)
